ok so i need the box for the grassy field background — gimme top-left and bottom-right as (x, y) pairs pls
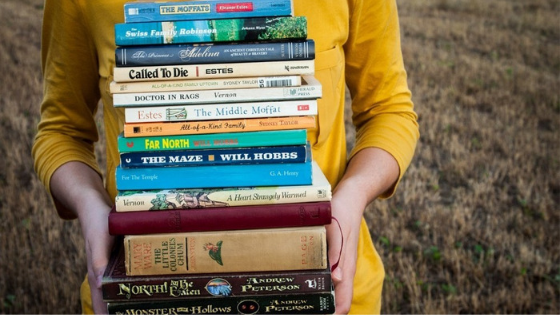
(1, 0), (558, 313)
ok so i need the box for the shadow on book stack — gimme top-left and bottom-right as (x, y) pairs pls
(103, 0), (336, 314)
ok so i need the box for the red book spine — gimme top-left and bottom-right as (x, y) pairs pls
(108, 202), (332, 235)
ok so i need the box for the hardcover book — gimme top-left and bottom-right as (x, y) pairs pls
(115, 40), (313, 66)
(112, 60), (315, 83)
(102, 240), (333, 302)
(122, 116), (316, 138)
(107, 292), (335, 314)
(115, 152), (312, 190)
(119, 143), (309, 168)
(108, 201), (332, 235)
(110, 76), (302, 94)
(122, 100), (318, 123)
(114, 161), (330, 211)
(123, 226), (327, 275)
(117, 129), (308, 153)
(115, 75), (321, 108)
(123, 0), (294, 23)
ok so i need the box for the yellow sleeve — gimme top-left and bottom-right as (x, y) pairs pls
(344, 0), (420, 198)
(32, 0), (102, 219)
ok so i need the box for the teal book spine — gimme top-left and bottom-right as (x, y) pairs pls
(115, 16), (306, 46)
(117, 129), (308, 153)
(115, 153), (312, 190)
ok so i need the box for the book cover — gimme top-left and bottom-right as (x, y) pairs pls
(117, 129), (308, 153)
(114, 161), (330, 211)
(115, 153), (312, 190)
(115, 40), (313, 66)
(108, 200), (331, 235)
(110, 76), (302, 94)
(122, 100), (318, 123)
(123, 0), (294, 23)
(115, 75), (321, 108)
(122, 116), (316, 138)
(112, 60), (315, 83)
(119, 143), (309, 168)
(107, 292), (335, 314)
(102, 241), (333, 302)
(123, 226), (327, 276)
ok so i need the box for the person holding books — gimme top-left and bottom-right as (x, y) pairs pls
(33, 0), (419, 314)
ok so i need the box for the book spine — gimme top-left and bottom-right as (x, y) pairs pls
(109, 201), (331, 235)
(122, 100), (318, 123)
(123, 226), (327, 275)
(119, 144), (308, 168)
(115, 40), (314, 66)
(112, 60), (315, 83)
(103, 268), (332, 302)
(115, 158), (312, 190)
(117, 129), (308, 153)
(110, 76), (302, 94)
(114, 79), (321, 108)
(122, 116), (316, 138)
(107, 292), (335, 314)
(114, 161), (330, 211)
(123, 0), (294, 23)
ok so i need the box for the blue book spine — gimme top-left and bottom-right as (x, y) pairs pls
(120, 144), (308, 168)
(114, 16), (307, 46)
(115, 40), (314, 67)
(117, 129), (308, 153)
(123, 0), (294, 23)
(115, 159), (312, 190)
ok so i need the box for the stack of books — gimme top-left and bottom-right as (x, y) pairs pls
(103, 1), (335, 314)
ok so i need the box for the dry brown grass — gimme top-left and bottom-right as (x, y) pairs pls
(1, 0), (558, 313)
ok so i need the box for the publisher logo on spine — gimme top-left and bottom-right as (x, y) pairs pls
(216, 3), (254, 12)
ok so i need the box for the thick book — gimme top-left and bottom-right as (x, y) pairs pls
(107, 292), (335, 314)
(115, 152), (312, 190)
(114, 161), (330, 211)
(123, 0), (294, 23)
(108, 200), (331, 235)
(117, 129), (308, 153)
(122, 100), (318, 123)
(116, 16), (306, 46)
(110, 75), (302, 94)
(119, 143), (309, 168)
(115, 40), (313, 66)
(122, 116), (316, 138)
(112, 60), (314, 83)
(123, 226), (327, 276)
(115, 75), (321, 108)
(102, 240), (333, 302)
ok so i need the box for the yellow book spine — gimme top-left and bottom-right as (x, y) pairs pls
(124, 226), (327, 276)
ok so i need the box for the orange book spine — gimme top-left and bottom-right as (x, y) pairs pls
(123, 116), (316, 137)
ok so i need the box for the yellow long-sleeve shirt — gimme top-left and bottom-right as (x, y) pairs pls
(33, 0), (419, 313)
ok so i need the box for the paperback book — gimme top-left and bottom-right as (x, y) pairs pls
(123, 226), (327, 275)
(122, 116), (316, 138)
(112, 60), (315, 82)
(115, 40), (313, 66)
(102, 240), (333, 302)
(114, 161), (330, 211)
(115, 152), (312, 190)
(123, 0), (294, 23)
(117, 129), (308, 153)
(108, 200), (331, 235)
(119, 144), (309, 168)
(114, 75), (321, 108)
(110, 75), (302, 94)
(107, 292), (335, 314)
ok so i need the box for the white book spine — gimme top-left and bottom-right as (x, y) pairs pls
(124, 99), (318, 123)
(112, 60), (315, 82)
